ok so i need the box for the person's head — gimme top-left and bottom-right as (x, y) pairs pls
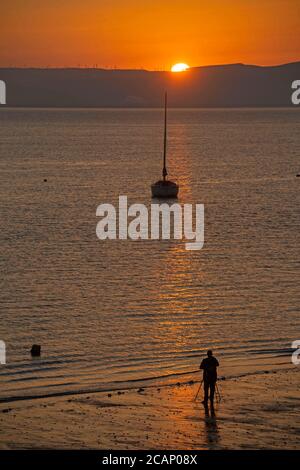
(207, 349), (213, 357)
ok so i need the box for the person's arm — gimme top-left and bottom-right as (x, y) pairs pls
(200, 359), (205, 370)
(215, 359), (219, 367)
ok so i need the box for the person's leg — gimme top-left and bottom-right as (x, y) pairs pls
(209, 381), (216, 402)
(203, 381), (209, 403)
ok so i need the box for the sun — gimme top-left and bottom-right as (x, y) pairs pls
(171, 63), (190, 72)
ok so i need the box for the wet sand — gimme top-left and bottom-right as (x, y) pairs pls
(1, 367), (299, 449)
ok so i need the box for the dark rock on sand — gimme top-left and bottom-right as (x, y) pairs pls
(30, 344), (41, 357)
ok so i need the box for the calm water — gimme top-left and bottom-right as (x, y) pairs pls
(0, 108), (299, 402)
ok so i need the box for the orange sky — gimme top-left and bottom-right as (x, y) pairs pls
(1, 0), (299, 69)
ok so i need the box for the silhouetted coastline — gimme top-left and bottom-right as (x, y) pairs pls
(1, 62), (299, 107)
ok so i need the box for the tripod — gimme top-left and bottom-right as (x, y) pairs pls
(193, 380), (203, 401)
(215, 382), (222, 402)
(193, 380), (222, 402)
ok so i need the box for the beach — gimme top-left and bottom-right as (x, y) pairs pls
(1, 366), (299, 450)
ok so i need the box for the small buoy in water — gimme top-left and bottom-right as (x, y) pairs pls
(44, 178), (47, 182)
(296, 174), (300, 177)
(30, 344), (41, 357)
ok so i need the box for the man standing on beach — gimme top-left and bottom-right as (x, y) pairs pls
(200, 350), (219, 405)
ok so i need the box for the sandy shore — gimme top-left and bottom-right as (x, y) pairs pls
(1, 367), (299, 449)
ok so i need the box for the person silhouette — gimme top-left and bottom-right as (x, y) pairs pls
(200, 350), (219, 405)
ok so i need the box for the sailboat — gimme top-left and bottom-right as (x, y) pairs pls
(151, 92), (179, 198)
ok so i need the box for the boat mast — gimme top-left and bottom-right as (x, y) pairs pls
(162, 92), (168, 181)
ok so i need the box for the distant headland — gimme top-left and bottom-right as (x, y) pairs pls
(0, 62), (299, 107)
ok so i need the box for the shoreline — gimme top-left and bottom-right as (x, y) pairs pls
(0, 360), (293, 406)
(1, 366), (299, 449)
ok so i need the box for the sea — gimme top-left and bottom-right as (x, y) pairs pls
(0, 107), (299, 403)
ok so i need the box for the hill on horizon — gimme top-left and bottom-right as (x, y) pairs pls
(0, 62), (299, 107)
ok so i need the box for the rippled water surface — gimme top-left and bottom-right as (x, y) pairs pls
(0, 108), (299, 401)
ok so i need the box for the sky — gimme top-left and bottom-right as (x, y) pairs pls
(1, 0), (300, 69)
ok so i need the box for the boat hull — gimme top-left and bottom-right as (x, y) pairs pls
(151, 180), (179, 199)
